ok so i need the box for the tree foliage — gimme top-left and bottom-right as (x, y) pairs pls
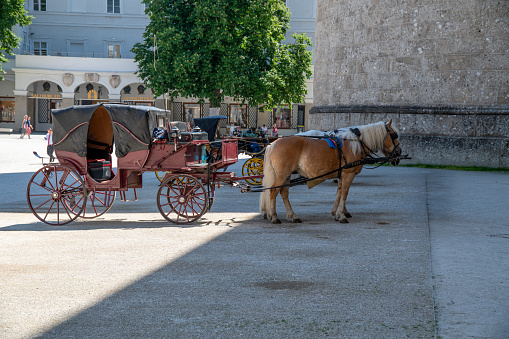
(0, 0), (32, 80)
(133, 0), (312, 109)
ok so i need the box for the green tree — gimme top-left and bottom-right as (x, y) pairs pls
(133, 0), (312, 109)
(0, 0), (32, 80)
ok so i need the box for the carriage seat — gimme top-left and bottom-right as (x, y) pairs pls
(87, 139), (112, 162)
(87, 159), (112, 181)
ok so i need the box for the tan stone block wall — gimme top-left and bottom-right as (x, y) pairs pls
(311, 0), (508, 167)
(314, 0), (509, 106)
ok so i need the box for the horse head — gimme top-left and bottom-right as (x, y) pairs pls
(382, 119), (402, 165)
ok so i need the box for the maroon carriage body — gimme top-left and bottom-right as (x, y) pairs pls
(27, 104), (241, 225)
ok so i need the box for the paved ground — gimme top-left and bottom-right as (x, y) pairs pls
(0, 132), (507, 338)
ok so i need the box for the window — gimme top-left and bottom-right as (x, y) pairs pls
(34, 0), (47, 11)
(273, 106), (291, 129)
(34, 41), (48, 55)
(183, 103), (201, 127)
(108, 44), (121, 58)
(229, 104), (248, 128)
(0, 99), (15, 123)
(107, 0), (120, 13)
(23, 33), (30, 54)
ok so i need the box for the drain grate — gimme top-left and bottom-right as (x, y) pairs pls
(487, 234), (509, 239)
(255, 281), (314, 290)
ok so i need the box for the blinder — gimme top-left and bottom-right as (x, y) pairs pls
(385, 124), (398, 142)
(350, 127), (361, 137)
(385, 123), (401, 164)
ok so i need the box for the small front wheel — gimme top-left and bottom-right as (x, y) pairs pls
(27, 165), (86, 225)
(242, 157), (264, 185)
(157, 174), (208, 223)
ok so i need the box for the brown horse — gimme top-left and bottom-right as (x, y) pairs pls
(259, 120), (402, 224)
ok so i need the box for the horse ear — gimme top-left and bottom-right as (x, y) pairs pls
(386, 118), (392, 127)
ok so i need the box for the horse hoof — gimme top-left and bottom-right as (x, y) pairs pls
(339, 218), (349, 223)
(345, 212), (352, 218)
(272, 218), (281, 224)
(292, 218), (302, 223)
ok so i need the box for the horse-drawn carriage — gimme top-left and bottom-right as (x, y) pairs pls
(27, 103), (410, 226)
(26, 104), (258, 225)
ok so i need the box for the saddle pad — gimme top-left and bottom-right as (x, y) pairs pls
(325, 138), (342, 149)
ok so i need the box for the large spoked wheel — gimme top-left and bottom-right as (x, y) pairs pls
(242, 157), (264, 185)
(79, 190), (116, 219)
(27, 165), (86, 225)
(157, 174), (208, 224)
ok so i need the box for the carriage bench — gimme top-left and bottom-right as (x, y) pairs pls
(0, 128), (14, 134)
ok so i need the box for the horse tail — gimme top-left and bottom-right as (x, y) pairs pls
(259, 143), (276, 213)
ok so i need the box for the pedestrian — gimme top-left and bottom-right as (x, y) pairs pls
(25, 117), (32, 139)
(20, 115), (28, 138)
(45, 128), (55, 162)
(261, 124), (267, 136)
(272, 125), (278, 137)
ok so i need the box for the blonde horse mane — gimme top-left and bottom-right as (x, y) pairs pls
(332, 121), (399, 156)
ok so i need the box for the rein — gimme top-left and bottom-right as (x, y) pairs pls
(248, 142), (410, 193)
(248, 125), (409, 192)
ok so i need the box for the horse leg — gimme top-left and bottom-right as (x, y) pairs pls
(331, 176), (342, 216)
(268, 187), (282, 224)
(280, 184), (302, 223)
(334, 172), (356, 223)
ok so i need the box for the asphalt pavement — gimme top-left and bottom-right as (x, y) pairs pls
(0, 132), (507, 338)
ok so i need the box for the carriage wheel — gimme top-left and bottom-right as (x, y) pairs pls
(157, 174), (208, 224)
(27, 165), (86, 225)
(242, 157), (264, 185)
(79, 190), (116, 219)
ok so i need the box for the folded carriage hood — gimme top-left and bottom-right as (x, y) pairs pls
(52, 104), (163, 158)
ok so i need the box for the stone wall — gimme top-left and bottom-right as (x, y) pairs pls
(309, 105), (509, 167)
(311, 0), (508, 168)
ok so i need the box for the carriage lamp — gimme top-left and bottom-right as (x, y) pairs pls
(171, 126), (181, 140)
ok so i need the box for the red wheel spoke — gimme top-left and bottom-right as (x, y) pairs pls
(157, 175), (208, 224)
(78, 189), (115, 219)
(42, 200), (56, 222)
(33, 197), (54, 212)
(41, 170), (56, 191)
(27, 165), (86, 225)
(58, 199), (73, 222)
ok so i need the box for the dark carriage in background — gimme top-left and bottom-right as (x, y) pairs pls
(26, 104), (244, 225)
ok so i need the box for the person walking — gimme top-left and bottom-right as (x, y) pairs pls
(45, 128), (55, 162)
(20, 115), (28, 138)
(25, 117), (32, 139)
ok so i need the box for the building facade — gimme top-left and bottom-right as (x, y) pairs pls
(0, 0), (316, 136)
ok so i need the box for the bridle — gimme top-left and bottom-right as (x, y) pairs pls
(384, 123), (401, 158)
(249, 124), (406, 192)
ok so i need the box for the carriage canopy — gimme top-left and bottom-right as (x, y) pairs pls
(194, 115), (227, 141)
(52, 103), (163, 158)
